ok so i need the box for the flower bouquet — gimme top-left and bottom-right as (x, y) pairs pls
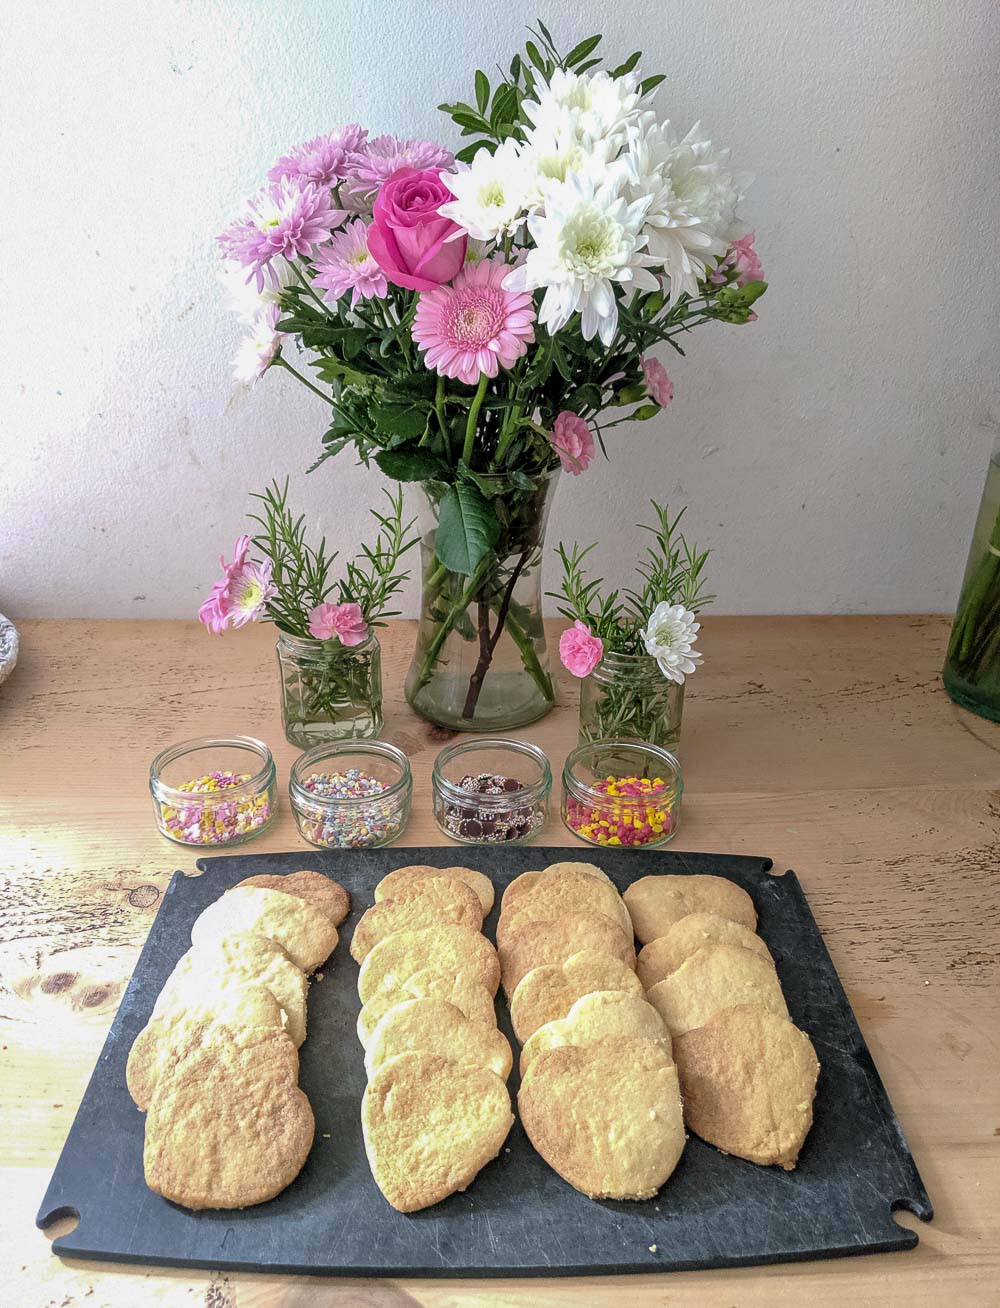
(218, 20), (764, 730)
(199, 481), (416, 745)
(552, 502), (712, 755)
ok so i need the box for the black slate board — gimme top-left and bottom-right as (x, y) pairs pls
(38, 847), (931, 1277)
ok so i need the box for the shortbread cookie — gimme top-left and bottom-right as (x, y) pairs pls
(128, 985), (283, 1110)
(362, 1050), (513, 1212)
(509, 949), (644, 1043)
(350, 877), (483, 963)
(235, 869), (350, 927)
(191, 886), (338, 972)
(153, 933), (309, 1046)
(623, 874), (757, 945)
(496, 869), (631, 948)
(500, 863), (611, 910)
(144, 1024), (314, 1209)
(358, 926), (500, 1004)
(645, 943), (787, 1037)
(499, 912), (635, 996)
(520, 989), (669, 1076)
(518, 1038), (685, 1200)
(357, 968), (497, 1048)
(674, 1004), (819, 1169)
(375, 864), (495, 915)
(636, 913), (771, 990)
(365, 998), (512, 1080)
(539, 860), (614, 886)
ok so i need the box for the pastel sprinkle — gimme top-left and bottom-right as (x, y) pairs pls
(295, 768), (406, 848)
(158, 770), (272, 845)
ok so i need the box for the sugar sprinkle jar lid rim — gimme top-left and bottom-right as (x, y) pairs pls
(289, 739), (412, 807)
(432, 737), (552, 808)
(150, 734), (275, 803)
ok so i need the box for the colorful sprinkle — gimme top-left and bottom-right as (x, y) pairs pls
(157, 770), (273, 845)
(294, 768), (406, 848)
(565, 774), (677, 848)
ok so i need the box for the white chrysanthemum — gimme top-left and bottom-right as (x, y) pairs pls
(623, 121), (750, 304)
(233, 304), (283, 385)
(219, 257), (295, 325)
(642, 602), (703, 683)
(438, 140), (530, 242)
(504, 172), (660, 345)
(518, 125), (620, 209)
(522, 68), (653, 151)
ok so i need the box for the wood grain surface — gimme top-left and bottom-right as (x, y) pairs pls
(0, 616), (997, 1307)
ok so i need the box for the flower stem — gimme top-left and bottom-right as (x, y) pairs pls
(275, 356), (334, 405)
(291, 259), (332, 317)
(462, 374), (489, 466)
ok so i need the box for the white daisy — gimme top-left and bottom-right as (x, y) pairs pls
(219, 257), (295, 325)
(233, 303), (283, 385)
(438, 140), (530, 243)
(503, 172), (660, 345)
(642, 602), (703, 683)
(522, 68), (653, 152)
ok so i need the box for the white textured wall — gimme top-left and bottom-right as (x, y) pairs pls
(2, 0), (999, 619)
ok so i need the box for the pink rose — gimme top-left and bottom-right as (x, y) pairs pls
(559, 621), (604, 678)
(641, 357), (674, 407)
(550, 411), (595, 475)
(367, 168), (467, 291)
(307, 601), (369, 646)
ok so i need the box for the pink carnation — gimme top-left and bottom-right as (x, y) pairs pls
(308, 601), (369, 646)
(412, 258), (535, 384)
(711, 231), (764, 288)
(549, 411), (595, 475)
(641, 357), (674, 407)
(559, 621), (604, 678)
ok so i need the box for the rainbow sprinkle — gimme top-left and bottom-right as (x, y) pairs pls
(565, 774), (677, 847)
(158, 770), (272, 845)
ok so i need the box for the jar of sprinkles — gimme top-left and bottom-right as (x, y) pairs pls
(150, 736), (276, 846)
(289, 740), (412, 849)
(562, 739), (682, 849)
(432, 738), (551, 844)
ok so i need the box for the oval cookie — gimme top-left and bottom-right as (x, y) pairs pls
(496, 869), (630, 948)
(509, 949), (644, 1044)
(636, 913), (771, 990)
(519, 989), (669, 1077)
(234, 869), (350, 927)
(365, 998), (512, 1080)
(623, 874), (757, 945)
(645, 943), (787, 1037)
(375, 864), (495, 915)
(499, 912), (635, 996)
(518, 1038), (685, 1200)
(358, 926), (500, 1004)
(357, 968), (497, 1049)
(191, 886), (338, 973)
(350, 876), (484, 963)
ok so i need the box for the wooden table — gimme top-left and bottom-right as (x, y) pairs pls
(1, 617), (997, 1307)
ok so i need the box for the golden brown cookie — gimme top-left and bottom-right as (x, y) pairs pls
(499, 912), (636, 996)
(674, 1004), (819, 1169)
(509, 949), (645, 1043)
(234, 869), (350, 927)
(153, 933), (309, 1047)
(623, 874), (757, 945)
(645, 943), (787, 1037)
(519, 989), (669, 1077)
(350, 876), (484, 963)
(518, 1038), (685, 1200)
(496, 869), (631, 948)
(636, 912), (771, 990)
(500, 862), (612, 909)
(143, 1024), (314, 1209)
(191, 886), (338, 972)
(362, 1050), (513, 1211)
(375, 864), (495, 915)
(357, 968), (497, 1048)
(539, 860), (614, 885)
(358, 925), (500, 1004)
(127, 985), (283, 1110)
(365, 998), (512, 1080)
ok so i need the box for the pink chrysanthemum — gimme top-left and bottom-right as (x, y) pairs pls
(641, 356), (674, 407)
(198, 536), (277, 633)
(346, 135), (453, 199)
(218, 180), (346, 290)
(411, 259), (535, 385)
(312, 219), (388, 307)
(267, 124), (368, 188)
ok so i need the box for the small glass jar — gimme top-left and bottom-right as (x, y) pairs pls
(562, 739), (682, 850)
(276, 630), (383, 749)
(432, 738), (551, 844)
(579, 651), (684, 752)
(150, 735), (276, 846)
(289, 740), (412, 849)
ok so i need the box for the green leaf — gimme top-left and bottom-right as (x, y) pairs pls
(491, 84), (517, 130)
(565, 34), (601, 66)
(434, 483), (500, 575)
(375, 449), (444, 481)
(525, 39), (547, 73)
(536, 19), (555, 47)
(739, 279), (768, 305)
(450, 110), (489, 133)
(610, 51), (641, 78)
(475, 69), (490, 113)
(507, 468), (538, 491)
(639, 74), (666, 95)
(373, 403), (428, 439)
(575, 58), (601, 74)
(311, 356), (367, 387)
(455, 140), (494, 164)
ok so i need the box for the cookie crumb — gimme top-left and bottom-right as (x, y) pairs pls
(648, 1244), (657, 1253)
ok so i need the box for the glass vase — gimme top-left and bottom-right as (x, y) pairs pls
(578, 650), (685, 758)
(404, 471), (558, 731)
(943, 440), (1000, 721)
(276, 631), (383, 747)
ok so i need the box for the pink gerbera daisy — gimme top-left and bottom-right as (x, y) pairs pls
(268, 124), (368, 188)
(218, 180), (346, 290)
(346, 135), (453, 201)
(411, 259), (536, 385)
(312, 220), (388, 307)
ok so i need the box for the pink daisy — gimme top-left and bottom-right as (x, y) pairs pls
(267, 124), (368, 188)
(218, 180), (346, 290)
(641, 356), (674, 407)
(198, 536), (277, 633)
(312, 219), (388, 307)
(412, 259), (536, 385)
(346, 135), (453, 201)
